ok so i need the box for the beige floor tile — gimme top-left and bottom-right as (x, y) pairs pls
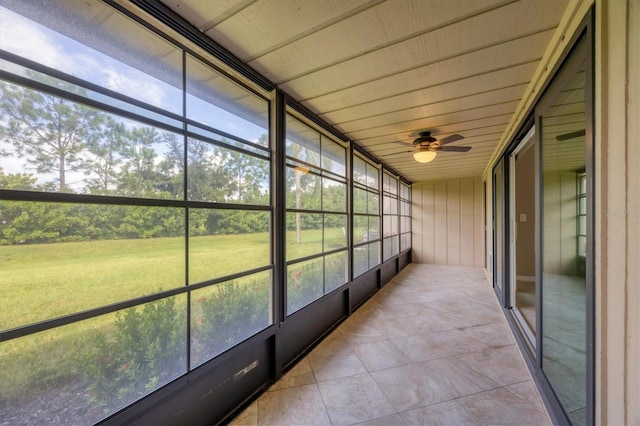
(269, 358), (316, 392)
(257, 384), (331, 426)
(378, 305), (460, 337)
(338, 317), (388, 346)
(459, 322), (515, 348)
(352, 340), (412, 372)
(228, 401), (258, 426)
(458, 387), (551, 425)
(317, 373), (396, 426)
(390, 328), (489, 362)
(308, 335), (368, 382)
(454, 345), (530, 386)
(354, 413), (406, 425)
(375, 301), (436, 319)
(424, 357), (501, 398)
(373, 288), (457, 307)
(505, 381), (547, 413)
(400, 400), (481, 425)
(370, 363), (454, 411)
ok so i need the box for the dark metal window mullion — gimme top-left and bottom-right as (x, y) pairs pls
(182, 50), (192, 372)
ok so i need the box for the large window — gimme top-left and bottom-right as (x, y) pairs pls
(0, 1), (272, 423)
(577, 172), (587, 259)
(382, 171), (400, 261)
(285, 113), (348, 315)
(352, 153), (381, 278)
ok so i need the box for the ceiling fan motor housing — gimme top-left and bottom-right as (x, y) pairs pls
(413, 131), (437, 146)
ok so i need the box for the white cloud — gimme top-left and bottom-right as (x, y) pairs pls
(103, 67), (166, 108)
(0, 7), (65, 70)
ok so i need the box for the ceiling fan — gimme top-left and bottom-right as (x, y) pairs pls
(385, 131), (472, 163)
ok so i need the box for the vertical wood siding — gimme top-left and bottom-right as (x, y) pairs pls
(412, 178), (484, 266)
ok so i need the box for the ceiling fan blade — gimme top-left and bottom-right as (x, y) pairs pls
(381, 149), (414, 157)
(556, 129), (585, 141)
(438, 134), (464, 145)
(438, 146), (471, 152)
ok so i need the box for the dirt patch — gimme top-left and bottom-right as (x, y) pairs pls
(0, 382), (103, 426)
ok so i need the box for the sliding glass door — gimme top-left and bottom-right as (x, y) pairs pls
(493, 15), (594, 424)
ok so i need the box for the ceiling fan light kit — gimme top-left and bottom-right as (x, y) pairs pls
(382, 131), (471, 163)
(293, 165), (310, 175)
(413, 149), (437, 163)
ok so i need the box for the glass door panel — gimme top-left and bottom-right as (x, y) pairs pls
(493, 159), (505, 297)
(540, 57), (587, 424)
(509, 128), (537, 340)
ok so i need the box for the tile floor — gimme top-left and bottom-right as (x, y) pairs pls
(229, 264), (550, 426)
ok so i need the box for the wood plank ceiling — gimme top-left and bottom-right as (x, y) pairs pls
(160, 0), (570, 183)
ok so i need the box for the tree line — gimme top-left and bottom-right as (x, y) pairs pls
(0, 79), (352, 245)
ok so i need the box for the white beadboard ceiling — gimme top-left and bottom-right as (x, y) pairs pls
(160, 0), (570, 183)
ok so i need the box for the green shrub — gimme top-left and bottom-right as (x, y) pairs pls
(81, 297), (185, 411)
(191, 279), (269, 365)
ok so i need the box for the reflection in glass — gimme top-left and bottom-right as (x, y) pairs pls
(369, 217), (380, 239)
(353, 215), (368, 244)
(401, 233), (411, 252)
(286, 212), (322, 260)
(400, 199), (410, 216)
(186, 55), (268, 144)
(325, 251), (348, 293)
(494, 160), (504, 293)
(383, 236), (399, 261)
(321, 136), (346, 176)
(368, 192), (380, 215)
(287, 257), (324, 314)
(383, 194), (398, 215)
(541, 60), (587, 424)
(511, 133), (537, 336)
(353, 187), (368, 214)
(286, 116), (320, 166)
(401, 216), (410, 234)
(322, 178), (346, 212)
(286, 166), (321, 211)
(383, 215), (392, 237)
(0, 202), (185, 330)
(353, 246), (369, 278)
(188, 210), (270, 284)
(366, 163), (380, 190)
(369, 241), (381, 268)
(324, 214), (347, 251)
(190, 271), (271, 367)
(353, 156), (367, 186)
(390, 216), (399, 235)
(187, 139), (269, 205)
(400, 183), (410, 200)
